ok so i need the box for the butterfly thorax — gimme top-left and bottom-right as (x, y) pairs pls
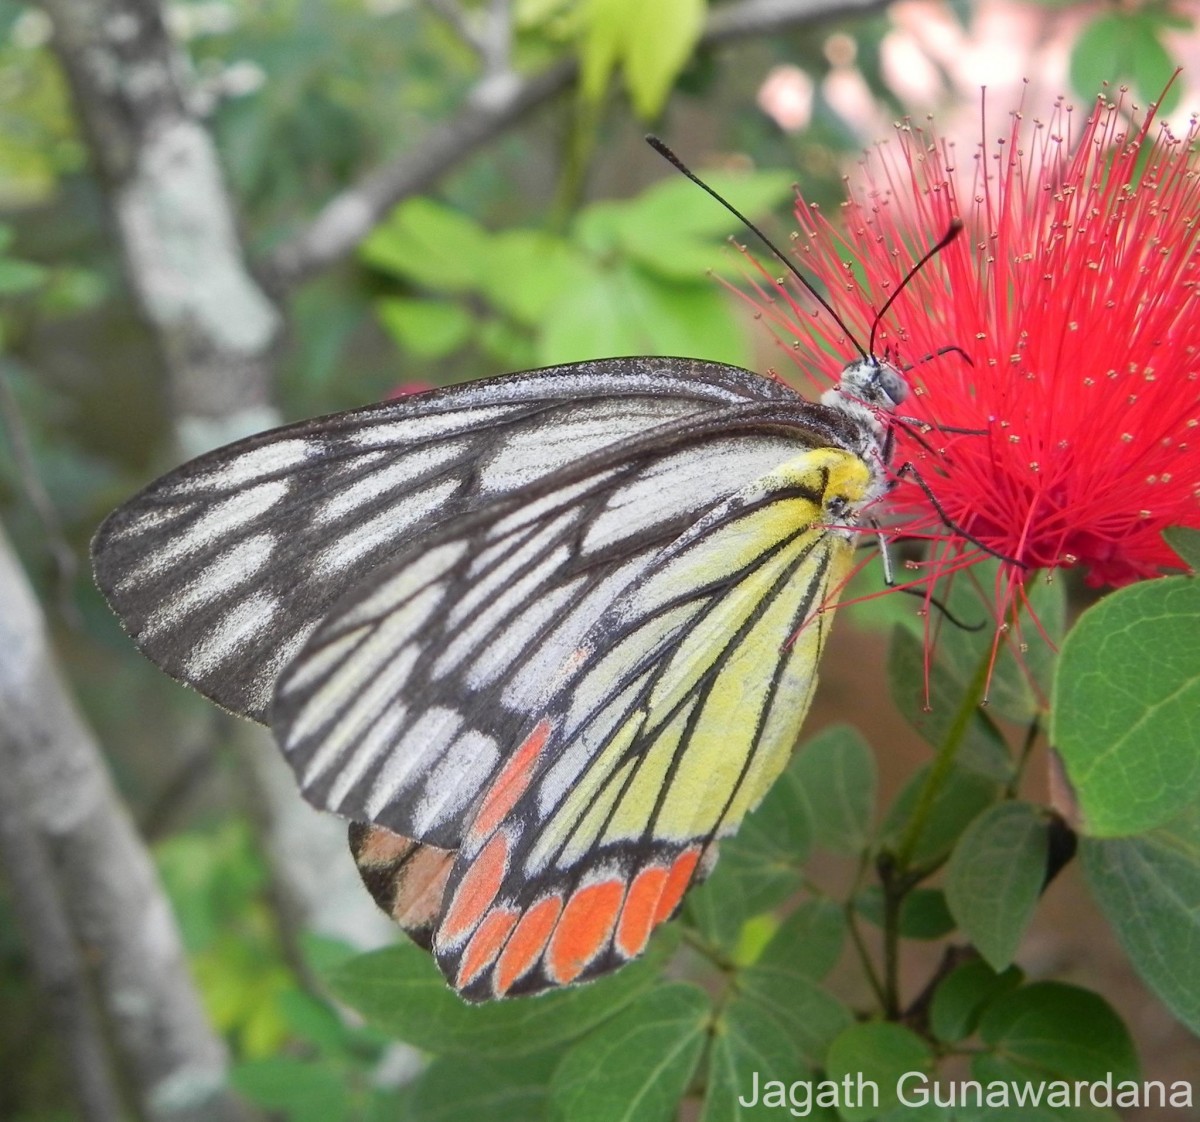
(818, 356), (908, 506)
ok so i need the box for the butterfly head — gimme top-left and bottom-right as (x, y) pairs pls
(820, 356), (909, 483)
(835, 356), (909, 412)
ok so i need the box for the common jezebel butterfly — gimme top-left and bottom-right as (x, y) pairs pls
(91, 351), (909, 1000)
(93, 137), (943, 999)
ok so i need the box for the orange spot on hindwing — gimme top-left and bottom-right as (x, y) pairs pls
(652, 848), (701, 926)
(438, 832), (509, 946)
(494, 896), (564, 995)
(348, 824), (454, 951)
(546, 879), (626, 985)
(469, 718), (553, 845)
(457, 907), (518, 988)
(615, 866), (669, 958)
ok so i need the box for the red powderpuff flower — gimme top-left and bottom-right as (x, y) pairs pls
(751, 84), (1200, 626)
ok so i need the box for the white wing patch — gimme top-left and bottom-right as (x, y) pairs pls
(183, 590), (281, 679)
(166, 439), (317, 494)
(312, 447), (461, 525)
(476, 401), (698, 492)
(117, 480), (291, 590)
(311, 479), (461, 575)
(140, 532), (276, 640)
(345, 405), (525, 448)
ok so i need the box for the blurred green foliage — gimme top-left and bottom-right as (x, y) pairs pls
(362, 168), (795, 371)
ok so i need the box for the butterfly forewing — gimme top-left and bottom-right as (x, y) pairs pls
(92, 358), (799, 721)
(271, 402), (850, 851)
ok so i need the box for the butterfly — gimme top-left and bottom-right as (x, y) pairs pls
(91, 350), (909, 1001)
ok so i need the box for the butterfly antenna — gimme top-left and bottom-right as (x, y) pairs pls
(868, 218), (964, 356)
(646, 135), (869, 362)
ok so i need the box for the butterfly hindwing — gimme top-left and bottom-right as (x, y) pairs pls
(432, 443), (876, 999)
(91, 358), (800, 720)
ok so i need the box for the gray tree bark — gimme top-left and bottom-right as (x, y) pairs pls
(38, 0), (281, 456)
(0, 526), (245, 1122)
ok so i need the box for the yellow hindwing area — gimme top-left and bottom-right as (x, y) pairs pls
(550, 445), (873, 865)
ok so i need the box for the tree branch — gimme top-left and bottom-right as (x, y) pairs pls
(427, 0), (486, 56)
(267, 0), (892, 288)
(38, 0), (282, 453)
(702, 0), (890, 43)
(267, 58), (574, 287)
(0, 773), (124, 1122)
(0, 525), (247, 1122)
(38, 0), (398, 978)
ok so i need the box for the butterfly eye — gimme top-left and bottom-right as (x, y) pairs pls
(874, 363), (909, 408)
(836, 358), (909, 411)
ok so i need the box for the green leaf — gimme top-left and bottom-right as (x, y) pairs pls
(881, 766), (1000, 868)
(700, 997), (804, 1122)
(301, 932), (361, 979)
(754, 899), (845, 981)
(536, 266), (644, 364)
(877, 1103), (956, 1122)
(737, 965), (852, 1067)
(574, 201), (624, 258)
(825, 1022), (933, 1121)
(614, 170), (796, 279)
(619, 269), (749, 366)
(548, 983), (710, 1122)
(276, 989), (357, 1055)
(545, 261), (748, 368)
(578, 0), (704, 119)
(324, 937), (666, 1056)
(1069, 12), (1181, 115)
(930, 958), (1023, 1043)
(922, 561), (1064, 726)
(375, 297), (473, 358)
(945, 802), (1049, 970)
(791, 725), (876, 853)
(481, 230), (592, 326)
(1070, 15), (1128, 101)
(684, 860), (752, 950)
(0, 256), (46, 294)
(361, 198), (491, 291)
(964, 1053), (1107, 1121)
(232, 1058), (349, 1122)
(410, 1051), (560, 1122)
(624, 171), (796, 241)
(1052, 576), (1200, 836)
(1163, 526), (1200, 571)
(578, 0), (627, 106)
(978, 982), (1138, 1082)
(855, 887), (954, 940)
(616, 229), (734, 282)
(1081, 811), (1200, 1034)
(621, 0), (705, 118)
(686, 743), (814, 943)
(478, 318), (537, 370)
(888, 627), (1011, 782)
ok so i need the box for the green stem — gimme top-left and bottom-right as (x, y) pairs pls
(879, 642), (993, 1016)
(549, 95), (599, 232)
(844, 854), (888, 1011)
(1007, 715), (1041, 797)
(880, 864), (904, 1019)
(894, 646), (992, 870)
